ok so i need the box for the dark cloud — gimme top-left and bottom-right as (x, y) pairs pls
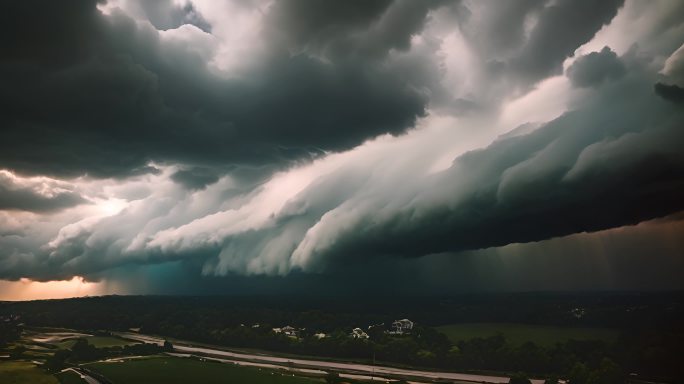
(567, 47), (626, 88)
(265, 0), (393, 56)
(171, 167), (220, 190)
(512, 0), (624, 82)
(278, 63), (684, 270)
(458, 0), (624, 86)
(654, 82), (684, 104)
(0, 0), (627, 179)
(445, 0), (624, 108)
(2, 0), (683, 295)
(0, 0), (429, 178)
(265, 0), (447, 60)
(28, 213), (684, 293)
(412, 214), (684, 293)
(8, 56), (682, 282)
(0, 173), (86, 213)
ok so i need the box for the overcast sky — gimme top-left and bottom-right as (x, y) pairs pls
(1, 0), (683, 299)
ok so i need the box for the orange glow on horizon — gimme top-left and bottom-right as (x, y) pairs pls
(0, 276), (108, 301)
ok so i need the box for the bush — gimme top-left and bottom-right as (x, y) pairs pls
(325, 372), (342, 384)
(9, 345), (26, 359)
(509, 372), (532, 384)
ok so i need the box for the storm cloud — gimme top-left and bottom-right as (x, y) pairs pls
(567, 46), (626, 87)
(0, 171), (87, 213)
(1, 0), (683, 293)
(0, 0), (431, 178)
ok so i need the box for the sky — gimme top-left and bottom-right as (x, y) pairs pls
(1, 0), (683, 300)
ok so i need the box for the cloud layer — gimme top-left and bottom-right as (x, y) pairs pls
(0, 0), (434, 178)
(1, 0), (683, 293)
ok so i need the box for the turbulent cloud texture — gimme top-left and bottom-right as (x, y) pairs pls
(567, 46), (626, 87)
(0, 171), (87, 213)
(1, 0), (683, 293)
(0, 0), (430, 178)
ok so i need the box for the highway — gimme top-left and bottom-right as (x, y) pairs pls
(117, 332), (544, 383)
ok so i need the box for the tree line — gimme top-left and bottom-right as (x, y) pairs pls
(1, 293), (682, 383)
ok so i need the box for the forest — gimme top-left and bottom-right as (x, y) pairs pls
(1, 292), (682, 383)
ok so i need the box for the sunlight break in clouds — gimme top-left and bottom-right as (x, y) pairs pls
(0, 277), (108, 301)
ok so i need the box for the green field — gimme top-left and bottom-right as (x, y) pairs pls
(0, 361), (59, 384)
(56, 336), (140, 349)
(87, 356), (322, 384)
(436, 323), (619, 347)
(56, 370), (87, 384)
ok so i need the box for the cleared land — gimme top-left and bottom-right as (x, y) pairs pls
(436, 323), (619, 347)
(86, 356), (323, 384)
(0, 361), (59, 384)
(56, 336), (140, 349)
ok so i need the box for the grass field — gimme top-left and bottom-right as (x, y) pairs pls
(0, 361), (59, 384)
(86, 356), (322, 384)
(56, 336), (140, 349)
(436, 323), (619, 347)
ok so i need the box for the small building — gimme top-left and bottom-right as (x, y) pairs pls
(282, 326), (300, 338)
(351, 327), (369, 339)
(390, 319), (414, 335)
(273, 326), (300, 338)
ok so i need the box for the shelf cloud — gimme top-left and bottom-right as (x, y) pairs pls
(1, 0), (683, 294)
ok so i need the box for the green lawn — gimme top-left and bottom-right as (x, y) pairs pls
(56, 370), (87, 384)
(0, 361), (59, 384)
(57, 336), (140, 349)
(436, 323), (619, 347)
(87, 356), (322, 384)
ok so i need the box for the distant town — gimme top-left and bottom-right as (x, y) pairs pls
(271, 318), (415, 340)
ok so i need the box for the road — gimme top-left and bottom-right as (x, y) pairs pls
(117, 332), (544, 383)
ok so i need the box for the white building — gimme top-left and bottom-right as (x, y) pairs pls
(282, 325), (298, 337)
(351, 327), (369, 339)
(273, 325), (300, 337)
(390, 319), (414, 335)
